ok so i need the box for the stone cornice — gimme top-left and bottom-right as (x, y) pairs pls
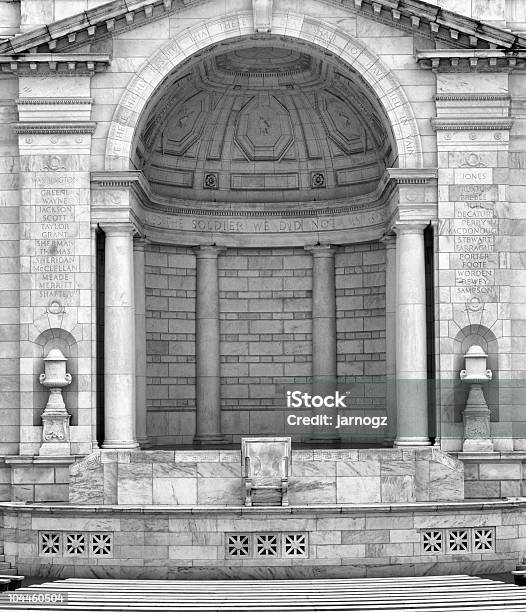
(91, 171), (395, 219)
(0, 54), (110, 75)
(416, 50), (526, 72)
(15, 121), (97, 134)
(91, 171), (144, 188)
(385, 168), (438, 185)
(351, 0), (526, 50)
(431, 117), (514, 131)
(0, 0), (525, 57)
(435, 93), (510, 102)
(16, 97), (93, 105)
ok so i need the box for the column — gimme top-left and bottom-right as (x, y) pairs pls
(394, 223), (430, 446)
(194, 246), (225, 445)
(382, 234), (397, 445)
(101, 223), (138, 449)
(134, 237), (149, 448)
(308, 245), (339, 441)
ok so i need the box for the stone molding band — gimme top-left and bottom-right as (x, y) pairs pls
(16, 98), (94, 105)
(14, 122), (97, 134)
(434, 94), (511, 102)
(431, 118), (514, 131)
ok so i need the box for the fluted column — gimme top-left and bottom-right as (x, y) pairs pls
(100, 223), (138, 449)
(394, 223), (430, 446)
(382, 235), (397, 445)
(307, 244), (339, 441)
(194, 246), (225, 445)
(134, 237), (149, 448)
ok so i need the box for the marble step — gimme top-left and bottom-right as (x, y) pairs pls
(0, 575), (24, 590)
(0, 575), (525, 610)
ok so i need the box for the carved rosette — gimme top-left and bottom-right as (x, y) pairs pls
(39, 348), (72, 456)
(460, 345), (493, 452)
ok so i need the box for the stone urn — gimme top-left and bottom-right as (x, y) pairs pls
(39, 348), (72, 456)
(460, 345), (493, 452)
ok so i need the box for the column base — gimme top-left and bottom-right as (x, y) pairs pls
(394, 436), (431, 447)
(193, 434), (227, 445)
(136, 436), (152, 449)
(101, 440), (140, 449)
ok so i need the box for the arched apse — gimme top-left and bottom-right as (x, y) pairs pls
(104, 11), (423, 172)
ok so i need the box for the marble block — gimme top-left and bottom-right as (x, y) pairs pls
(337, 476), (381, 504)
(380, 475), (415, 503)
(118, 476), (153, 505)
(428, 461), (464, 501)
(336, 460), (380, 477)
(197, 477), (244, 505)
(289, 477), (337, 504)
(153, 477), (197, 504)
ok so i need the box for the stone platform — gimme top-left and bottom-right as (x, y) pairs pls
(1, 498), (524, 580)
(69, 448), (464, 506)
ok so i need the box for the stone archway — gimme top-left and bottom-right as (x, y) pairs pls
(104, 11), (423, 172)
(95, 9), (435, 450)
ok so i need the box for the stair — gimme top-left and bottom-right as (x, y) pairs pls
(0, 575), (524, 610)
(0, 544), (20, 577)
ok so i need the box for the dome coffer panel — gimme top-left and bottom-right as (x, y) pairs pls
(134, 41), (395, 204)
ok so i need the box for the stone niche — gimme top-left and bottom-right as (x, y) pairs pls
(69, 448), (463, 505)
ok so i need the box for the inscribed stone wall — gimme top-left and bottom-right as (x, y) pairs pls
(435, 74), (514, 452)
(0, 75), (20, 456)
(507, 73), (526, 448)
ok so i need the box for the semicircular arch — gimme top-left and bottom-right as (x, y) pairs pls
(104, 10), (423, 171)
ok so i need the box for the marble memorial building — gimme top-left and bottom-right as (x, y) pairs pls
(0, 0), (526, 579)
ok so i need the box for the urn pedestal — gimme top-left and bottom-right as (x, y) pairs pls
(39, 349), (72, 456)
(460, 345), (493, 453)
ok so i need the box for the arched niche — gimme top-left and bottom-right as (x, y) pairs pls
(32, 329), (78, 427)
(453, 324), (499, 424)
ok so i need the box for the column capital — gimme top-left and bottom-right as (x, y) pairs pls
(193, 245), (226, 259)
(133, 236), (148, 251)
(304, 243), (336, 257)
(393, 222), (428, 236)
(99, 222), (135, 237)
(380, 234), (396, 249)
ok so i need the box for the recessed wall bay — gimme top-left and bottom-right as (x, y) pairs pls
(144, 243), (387, 445)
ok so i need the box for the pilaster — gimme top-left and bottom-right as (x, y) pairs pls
(430, 72), (513, 453)
(15, 65), (103, 458)
(134, 236), (149, 448)
(381, 234), (397, 445)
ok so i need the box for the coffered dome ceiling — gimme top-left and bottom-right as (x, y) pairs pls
(133, 42), (396, 204)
